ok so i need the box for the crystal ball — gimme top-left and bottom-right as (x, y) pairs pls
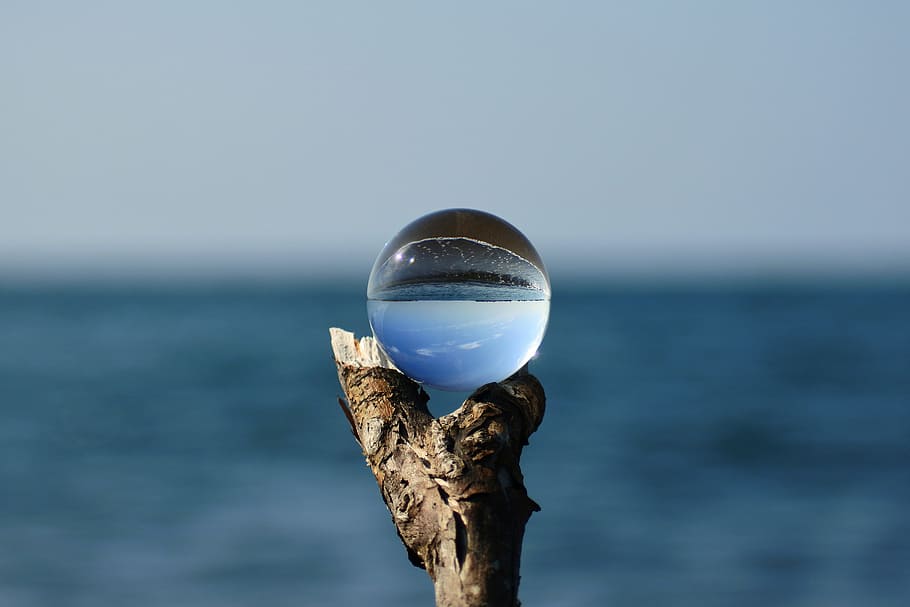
(367, 208), (550, 391)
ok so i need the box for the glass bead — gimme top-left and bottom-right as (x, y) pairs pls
(367, 208), (550, 391)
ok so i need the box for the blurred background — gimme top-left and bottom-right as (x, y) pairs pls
(1, 2), (908, 606)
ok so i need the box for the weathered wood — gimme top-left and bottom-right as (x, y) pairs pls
(330, 328), (545, 607)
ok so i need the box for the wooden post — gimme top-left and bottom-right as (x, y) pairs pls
(330, 328), (545, 607)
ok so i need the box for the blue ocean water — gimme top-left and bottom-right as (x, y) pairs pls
(1, 280), (908, 606)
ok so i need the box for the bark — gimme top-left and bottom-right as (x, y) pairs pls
(330, 328), (545, 607)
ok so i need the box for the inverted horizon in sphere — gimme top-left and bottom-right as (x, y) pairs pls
(367, 209), (551, 391)
(368, 208), (550, 301)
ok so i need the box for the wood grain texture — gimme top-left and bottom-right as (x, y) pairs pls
(330, 328), (545, 607)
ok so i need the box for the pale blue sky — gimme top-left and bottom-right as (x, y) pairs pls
(2, 1), (908, 278)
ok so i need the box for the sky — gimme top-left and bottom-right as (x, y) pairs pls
(1, 1), (908, 280)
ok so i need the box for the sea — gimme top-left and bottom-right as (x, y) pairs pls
(0, 278), (908, 606)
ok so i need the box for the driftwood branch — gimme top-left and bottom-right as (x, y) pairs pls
(330, 328), (545, 607)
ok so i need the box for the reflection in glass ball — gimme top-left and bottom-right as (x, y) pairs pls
(367, 209), (550, 391)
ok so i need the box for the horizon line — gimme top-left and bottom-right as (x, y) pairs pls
(1, 254), (908, 288)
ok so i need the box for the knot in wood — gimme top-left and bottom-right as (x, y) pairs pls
(361, 417), (386, 455)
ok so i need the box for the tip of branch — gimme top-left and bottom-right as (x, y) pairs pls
(329, 327), (398, 370)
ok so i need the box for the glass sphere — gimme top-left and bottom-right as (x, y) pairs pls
(367, 208), (550, 391)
